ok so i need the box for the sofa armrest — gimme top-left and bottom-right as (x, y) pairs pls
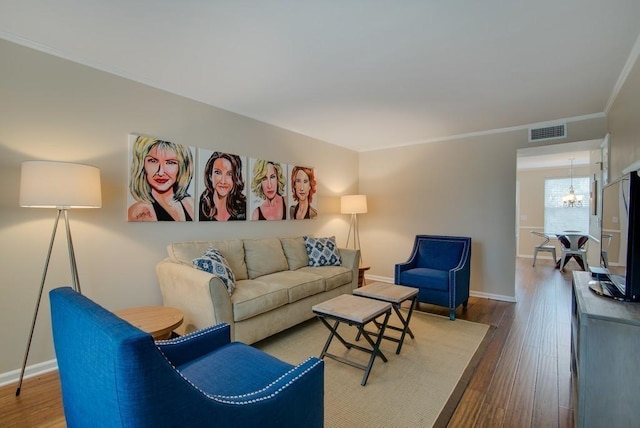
(338, 248), (360, 290)
(156, 258), (234, 336)
(156, 323), (231, 367)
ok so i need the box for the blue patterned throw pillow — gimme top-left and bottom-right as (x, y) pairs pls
(303, 236), (342, 267)
(192, 247), (236, 295)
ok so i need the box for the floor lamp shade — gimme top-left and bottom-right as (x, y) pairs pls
(20, 161), (102, 208)
(340, 194), (367, 214)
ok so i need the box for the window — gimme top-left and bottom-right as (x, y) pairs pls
(544, 176), (590, 233)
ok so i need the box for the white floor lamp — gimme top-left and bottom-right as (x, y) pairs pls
(340, 194), (367, 264)
(16, 161), (101, 396)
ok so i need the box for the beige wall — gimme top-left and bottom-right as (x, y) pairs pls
(0, 39), (359, 375)
(608, 53), (640, 181)
(358, 118), (607, 301)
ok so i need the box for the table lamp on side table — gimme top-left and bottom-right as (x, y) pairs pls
(16, 161), (102, 396)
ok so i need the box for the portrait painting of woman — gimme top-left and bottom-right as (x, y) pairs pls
(250, 158), (287, 221)
(127, 135), (195, 222)
(289, 165), (317, 219)
(198, 150), (247, 221)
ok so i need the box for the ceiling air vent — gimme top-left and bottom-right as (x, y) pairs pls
(529, 123), (566, 142)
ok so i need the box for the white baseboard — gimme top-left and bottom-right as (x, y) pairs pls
(470, 290), (517, 303)
(0, 359), (58, 388)
(365, 275), (517, 303)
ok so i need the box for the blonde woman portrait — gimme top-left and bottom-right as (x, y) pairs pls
(250, 159), (287, 220)
(128, 135), (195, 222)
(290, 165), (317, 219)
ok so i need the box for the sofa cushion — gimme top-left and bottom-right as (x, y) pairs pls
(399, 268), (450, 292)
(192, 247), (236, 295)
(244, 238), (289, 279)
(298, 266), (352, 291)
(168, 239), (248, 280)
(303, 236), (342, 267)
(281, 237), (309, 270)
(230, 280), (289, 322)
(258, 271), (325, 303)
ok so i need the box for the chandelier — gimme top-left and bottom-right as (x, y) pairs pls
(562, 158), (583, 207)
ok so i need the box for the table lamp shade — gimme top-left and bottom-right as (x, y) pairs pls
(341, 194), (367, 214)
(20, 161), (102, 208)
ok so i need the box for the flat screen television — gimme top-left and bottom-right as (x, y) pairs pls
(600, 171), (640, 301)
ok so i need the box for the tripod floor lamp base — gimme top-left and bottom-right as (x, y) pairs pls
(16, 209), (81, 396)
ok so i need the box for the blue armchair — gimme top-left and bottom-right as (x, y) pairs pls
(394, 235), (471, 320)
(49, 287), (324, 428)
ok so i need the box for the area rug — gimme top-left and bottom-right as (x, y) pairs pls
(254, 309), (492, 428)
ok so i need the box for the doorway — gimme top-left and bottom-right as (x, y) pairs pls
(516, 139), (603, 266)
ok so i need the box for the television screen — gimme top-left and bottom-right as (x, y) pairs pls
(600, 171), (640, 301)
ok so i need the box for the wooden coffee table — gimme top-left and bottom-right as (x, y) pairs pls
(114, 306), (184, 340)
(312, 294), (391, 386)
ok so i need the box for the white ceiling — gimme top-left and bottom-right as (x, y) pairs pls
(1, 1), (640, 153)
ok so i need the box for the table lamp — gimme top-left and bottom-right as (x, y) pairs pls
(16, 160), (102, 396)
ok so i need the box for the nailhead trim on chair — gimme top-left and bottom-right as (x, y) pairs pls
(155, 323), (227, 345)
(156, 329), (322, 405)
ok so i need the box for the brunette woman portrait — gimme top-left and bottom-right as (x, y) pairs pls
(199, 151), (247, 221)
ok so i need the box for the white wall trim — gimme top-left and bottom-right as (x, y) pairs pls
(360, 112), (607, 153)
(605, 32), (640, 113)
(0, 359), (58, 388)
(365, 275), (517, 303)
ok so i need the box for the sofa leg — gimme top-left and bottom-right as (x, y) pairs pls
(449, 309), (455, 320)
(463, 300), (468, 309)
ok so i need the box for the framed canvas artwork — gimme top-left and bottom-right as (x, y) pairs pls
(197, 149), (247, 221)
(127, 134), (195, 222)
(288, 165), (317, 219)
(249, 158), (288, 220)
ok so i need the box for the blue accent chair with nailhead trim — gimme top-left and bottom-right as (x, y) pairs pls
(394, 235), (471, 320)
(50, 287), (324, 427)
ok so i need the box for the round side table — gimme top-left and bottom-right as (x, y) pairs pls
(358, 265), (370, 288)
(114, 306), (184, 340)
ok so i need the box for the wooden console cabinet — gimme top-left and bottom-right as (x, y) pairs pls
(571, 272), (640, 427)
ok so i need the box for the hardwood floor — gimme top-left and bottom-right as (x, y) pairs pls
(0, 257), (575, 427)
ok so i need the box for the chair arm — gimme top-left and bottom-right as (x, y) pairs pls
(213, 357), (324, 404)
(156, 323), (231, 367)
(448, 249), (471, 304)
(394, 259), (417, 283)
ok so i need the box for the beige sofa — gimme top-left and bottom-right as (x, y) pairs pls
(156, 236), (359, 344)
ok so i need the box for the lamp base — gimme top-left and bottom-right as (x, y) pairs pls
(16, 208), (80, 396)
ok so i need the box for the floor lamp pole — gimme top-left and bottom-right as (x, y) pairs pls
(16, 208), (80, 396)
(345, 213), (363, 265)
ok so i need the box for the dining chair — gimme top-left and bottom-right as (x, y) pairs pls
(558, 234), (589, 272)
(531, 231), (556, 267)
